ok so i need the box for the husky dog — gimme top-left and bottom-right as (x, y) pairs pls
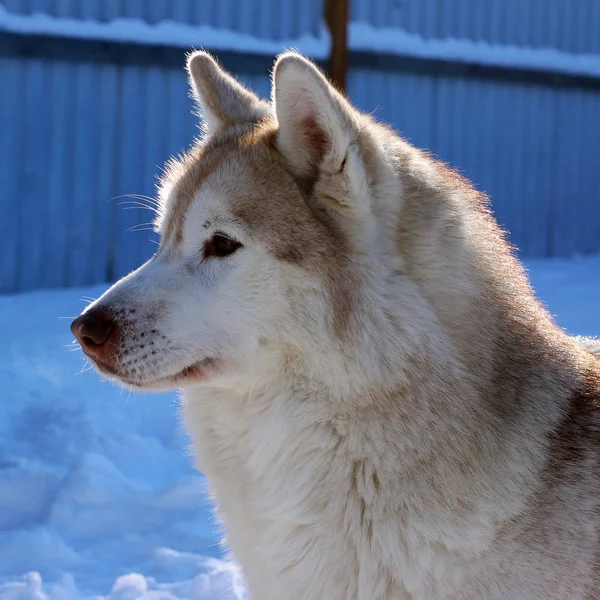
(71, 52), (600, 599)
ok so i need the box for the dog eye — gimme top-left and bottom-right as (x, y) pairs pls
(203, 233), (242, 260)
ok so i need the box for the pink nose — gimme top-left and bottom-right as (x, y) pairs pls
(71, 308), (118, 364)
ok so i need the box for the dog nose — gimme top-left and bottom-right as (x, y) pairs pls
(71, 308), (116, 360)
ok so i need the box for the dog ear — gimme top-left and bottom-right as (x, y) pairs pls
(186, 51), (270, 134)
(272, 52), (368, 210)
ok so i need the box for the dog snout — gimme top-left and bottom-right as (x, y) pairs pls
(71, 308), (119, 365)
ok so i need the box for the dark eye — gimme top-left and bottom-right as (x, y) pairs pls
(203, 233), (242, 260)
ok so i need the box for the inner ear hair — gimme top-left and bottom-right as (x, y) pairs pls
(186, 51), (270, 133)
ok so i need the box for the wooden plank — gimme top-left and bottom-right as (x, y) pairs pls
(325, 0), (349, 92)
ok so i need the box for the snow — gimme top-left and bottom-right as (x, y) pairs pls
(0, 254), (599, 599)
(348, 22), (600, 79)
(0, 5), (330, 60)
(2, 5), (600, 79)
(0, 287), (244, 600)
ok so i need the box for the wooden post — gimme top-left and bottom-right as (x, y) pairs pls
(325, 0), (349, 92)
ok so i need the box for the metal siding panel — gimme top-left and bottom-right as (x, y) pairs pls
(113, 64), (146, 279)
(280, 0), (297, 39)
(521, 86), (553, 256)
(530, 0), (544, 48)
(475, 80), (499, 224)
(552, 89), (572, 256)
(421, 0), (438, 38)
(372, 0), (387, 29)
(256, 0), (274, 39)
(213, 0), (231, 31)
(578, 91), (600, 253)
(519, 0), (535, 47)
(453, 79), (471, 193)
(471, 0), (484, 43)
(462, 79), (486, 200)
(43, 60), (73, 289)
(404, 0), (419, 34)
(55, 0), (76, 19)
(451, 1), (466, 41)
(590, 0), (600, 54)
(546, 0), (560, 52)
(493, 83), (519, 246)
(2, 1), (27, 13)
(346, 67), (370, 115)
(171, 0), (192, 22)
(490, 82), (513, 248)
(582, 0), (598, 54)
(79, 0), (98, 20)
(527, 87), (557, 257)
(432, 76), (457, 171)
(267, 0), (283, 38)
(92, 62), (119, 284)
(147, 0), (170, 24)
(394, 72), (435, 151)
(2, 2), (600, 294)
(292, 0), (306, 37)
(355, 0), (373, 29)
(0, 56), (22, 293)
(139, 66), (168, 262)
(510, 84), (528, 254)
(350, 0), (368, 23)
(349, 0), (597, 54)
(577, 0), (590, 54)
(101, 0), (121, 21)
(238, 0), (255, 36)
(122, 0), (143, 20)
(552, 88), (598, 257)
(166, 67), (195, 158)
(496, 82), (524, 251)
(68, 62), (98, 287)
(5, 0), (596, 54)
(455, 0), (471, 39)
(18, 59), (49, 291)
(191, 0), (210, 26)
(366, 70), (386, 121)
(30, 0), (48, 13)
(555, 0), (571, 53)
(387, 0), (404, 28)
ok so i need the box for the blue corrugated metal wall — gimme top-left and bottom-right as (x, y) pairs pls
(352, 0), (600, 54)
(1, 0), (599, 293)
(1, 0), (323, 39)
(347, 67), (600, 258)
(6, 0), (599, 52)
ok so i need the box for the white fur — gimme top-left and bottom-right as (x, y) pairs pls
(77, 52), (600, 600)
(187, 51), (270, 134)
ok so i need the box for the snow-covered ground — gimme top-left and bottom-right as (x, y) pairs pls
(0, 290), (243, 599)
(1, 254), (599, 600)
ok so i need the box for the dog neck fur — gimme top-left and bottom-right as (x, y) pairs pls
(176, 52), (598, 599)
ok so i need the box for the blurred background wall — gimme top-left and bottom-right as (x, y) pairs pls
(1, 0), (599, 293)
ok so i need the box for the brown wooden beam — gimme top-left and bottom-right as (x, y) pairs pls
(325, 0), (349, 92)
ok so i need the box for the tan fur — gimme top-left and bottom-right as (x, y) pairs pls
(160, 144), (225, 249)
(75, 52), (600, 599)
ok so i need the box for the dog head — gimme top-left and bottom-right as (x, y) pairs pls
(71, 52), (405, 391)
